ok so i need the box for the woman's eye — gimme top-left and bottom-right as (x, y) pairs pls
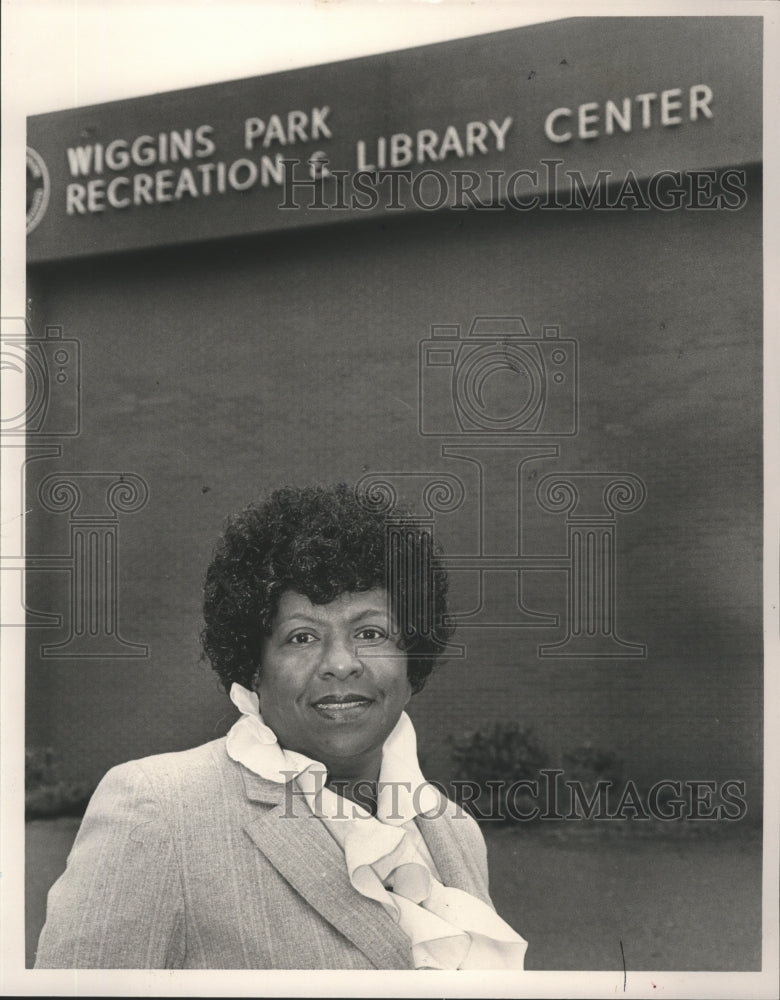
(356, 627), (387, 642)
(289, 632), (317, 645)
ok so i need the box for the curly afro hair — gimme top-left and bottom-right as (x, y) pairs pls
(201, 483), (453, 696)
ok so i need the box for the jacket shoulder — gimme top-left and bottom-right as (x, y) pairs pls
(100, 737), (237, 802)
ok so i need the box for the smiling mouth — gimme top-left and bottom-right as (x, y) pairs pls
(311, 695), (374, 720)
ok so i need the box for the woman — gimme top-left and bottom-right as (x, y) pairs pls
(35, 484), (527, 969)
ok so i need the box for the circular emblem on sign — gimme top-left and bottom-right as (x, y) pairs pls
(26, 146), (50, 234)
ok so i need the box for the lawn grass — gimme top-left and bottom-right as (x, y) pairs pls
(484, 821), (762, 971)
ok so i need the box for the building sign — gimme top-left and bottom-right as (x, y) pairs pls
(26, 17), (760, 263)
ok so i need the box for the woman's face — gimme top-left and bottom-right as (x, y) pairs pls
(256, 588), (411, 781)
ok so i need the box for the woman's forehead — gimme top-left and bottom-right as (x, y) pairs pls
(273, 588), (391, 626)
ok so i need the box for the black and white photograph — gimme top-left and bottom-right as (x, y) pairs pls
(1, 1), (778, 996)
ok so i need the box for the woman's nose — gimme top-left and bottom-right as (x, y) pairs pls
(318, 635), (364, 678)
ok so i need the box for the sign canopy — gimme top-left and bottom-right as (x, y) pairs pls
(26, 17), (761, 262)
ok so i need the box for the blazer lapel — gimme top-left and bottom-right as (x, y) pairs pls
(240, 768), (413, 969)
(415, 811), (492, 905)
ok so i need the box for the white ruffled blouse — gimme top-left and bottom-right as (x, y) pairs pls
(226, 683), (528, 970)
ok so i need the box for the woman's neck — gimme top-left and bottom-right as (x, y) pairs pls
(323, 750), (382, 813)
(325, 775), (378, 814)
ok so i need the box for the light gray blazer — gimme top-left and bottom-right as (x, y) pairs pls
(34, 738), (495, 969)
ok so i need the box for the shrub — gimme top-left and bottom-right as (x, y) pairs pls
(25, 746), (92, 819)
(562, 742), (624, 788)
(448, 722), (551, 822)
